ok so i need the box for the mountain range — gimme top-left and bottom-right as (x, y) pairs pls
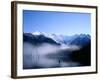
(23, 32), (91, 47)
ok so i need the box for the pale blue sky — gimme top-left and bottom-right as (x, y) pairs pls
(23, 10), (91, 35)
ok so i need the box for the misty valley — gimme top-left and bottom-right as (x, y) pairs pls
(23, 32), (91, 69)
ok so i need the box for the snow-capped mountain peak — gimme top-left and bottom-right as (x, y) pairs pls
(32, 31), (42, 35)
(32, 31), (59, 42)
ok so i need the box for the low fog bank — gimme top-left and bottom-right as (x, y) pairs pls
(23, 42), (84, 69)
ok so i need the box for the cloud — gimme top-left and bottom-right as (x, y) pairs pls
(23, 42), (81, 69)
(60, 44), (81, 51)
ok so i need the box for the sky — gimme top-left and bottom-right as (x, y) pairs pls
(23, 10), (91, 35)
